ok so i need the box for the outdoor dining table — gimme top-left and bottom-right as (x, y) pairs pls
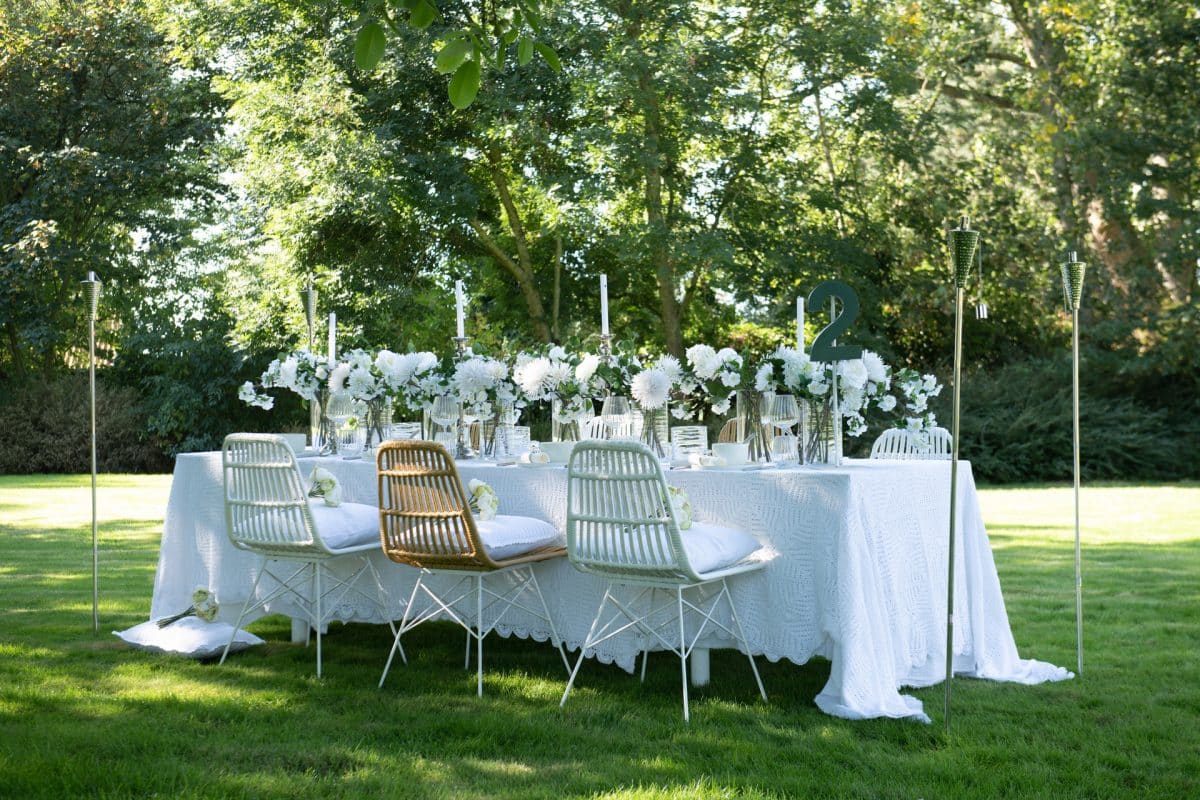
(150, 450), (1070, 721)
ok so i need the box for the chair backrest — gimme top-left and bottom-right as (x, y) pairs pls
(222, 433), (329, 557)
(566, 440), (700, 585)
(376, 439), (498, 571)
(869, 427), (953, 460)
(582, 416), (607, 440)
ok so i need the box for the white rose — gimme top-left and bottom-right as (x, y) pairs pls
(879, 394), (897, 412)
(840, 359), (869, 390)
(862, 351), (888, 383)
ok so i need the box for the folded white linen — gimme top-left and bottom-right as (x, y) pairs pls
(115, 617), (264, 660)
(476, 515), (564, 561)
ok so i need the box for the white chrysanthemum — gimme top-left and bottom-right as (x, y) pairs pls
(712, 396), (732, 414)
(515, 357), (552, 398)
(348, 349), (373, 370)
(656, 355), (683, 384)
(576, 354), (600, 383)
(841, 386), (865, 412)
(754, 363), (774, 392)
(454, 358), (495, 396)
(716, 347), (741, 367)
(348, 367), (377, 399)
(548, 345), (568, 362)
(840, 359), (869, 390)
(862, 351), (888, 384)
(719, 370), (740, 388)
(879, 394), (897, 412)
(545, 361), (571, 388)
(328, 363), (351, 393)
(411, 352), (438, 375)
(375, 350), (410, 387)
(631, 367), (672, 409)
(485, 359), (508, 382)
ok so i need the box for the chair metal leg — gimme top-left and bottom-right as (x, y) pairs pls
(723, 579), (767, 702)
(220, 560), (266, 666)
(476, 574), (484, 697)
(640, 588), (656, 683)
(561, 586), (612, 707)
(314, 563), (323, 678)
(380, 575), (421, 688)
(465, 628), (472, 670)
(529, 568), (570, 673)
(677, 586), (689, 723)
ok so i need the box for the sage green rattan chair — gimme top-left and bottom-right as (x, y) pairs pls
(560, 440), (768, 722)
(870, 427), (952, 460)
(219, 433), (395, 677)
(376, 440), (570, 696)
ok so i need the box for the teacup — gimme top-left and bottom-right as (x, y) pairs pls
(712, 442), (749, 467)
(537, 441), (576, 464)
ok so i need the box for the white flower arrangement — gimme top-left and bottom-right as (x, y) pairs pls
(665, 484), (693, 530)
(681, 344), (746, 415)
(240, 349), (335, 408)
(467, 479), (499, 521)
(157, 587), (219, 628)
(890, 367), (943, 434)
(514, 346), (595, 424)
(630, 365), (673, 410)
(308, 466), (342, 507)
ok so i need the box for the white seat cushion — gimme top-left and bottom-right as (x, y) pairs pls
(476, 515), (564, 561)
(679, 522), (761, 574)
(308, 500), (380, 550)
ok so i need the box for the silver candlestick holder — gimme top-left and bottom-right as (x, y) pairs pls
(452, 336), (476, 459)
(598, 333), (614, 364)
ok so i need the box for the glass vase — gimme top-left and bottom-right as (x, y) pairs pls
(551, 397), (588, 442)
(362, 397), (392, 455)
(636, 404), (669, 460)
(481, 402), (519, 461)
(312, 388), (338, 456)
(800, 396), (841, 465)
(734, 390), (773, 463)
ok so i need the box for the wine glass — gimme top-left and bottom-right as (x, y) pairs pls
(600, 395), (632, 439)
(430, 396), (459, 435)
(769, 394), (800, 464)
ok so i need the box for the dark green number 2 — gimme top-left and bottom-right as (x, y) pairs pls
(806, 280), (863, 362)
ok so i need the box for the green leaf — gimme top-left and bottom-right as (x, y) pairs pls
(354, 23), (386, 70)
(517, 37), (534, 66)
(534, 42), (560, 72)
(448, 59), (480, 109)
(409, 0), (436, 30)
(502, 28), (519, 46)
(434, 38), (471, 74)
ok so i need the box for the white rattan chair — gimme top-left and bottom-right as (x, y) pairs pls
(219, 434), (395, 677)
(560, 440), (768, 722)
(869, 427), (952, 460)
(376, 440), (570, 696)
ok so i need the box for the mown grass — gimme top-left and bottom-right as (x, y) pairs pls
(1, 474), (1197, 799)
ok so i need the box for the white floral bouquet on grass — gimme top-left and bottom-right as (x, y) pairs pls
(157, 587), (219, 628)
(467, 479), (499, 521)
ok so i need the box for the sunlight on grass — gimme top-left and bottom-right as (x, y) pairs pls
(2, 474), (1198, 798)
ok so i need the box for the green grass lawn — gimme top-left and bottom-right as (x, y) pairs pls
(1, 474), (1197, 799)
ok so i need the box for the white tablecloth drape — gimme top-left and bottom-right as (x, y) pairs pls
(150, 453), (1071, 721)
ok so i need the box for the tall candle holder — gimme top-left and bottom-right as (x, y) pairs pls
(598, 333), (614, 364)
(304, 280), (319, 450)
(943, 215), (980, 732)
(82, 271), (102, 634)
(452, 336), (476, 459)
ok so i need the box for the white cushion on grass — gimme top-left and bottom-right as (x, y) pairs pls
(115, 617), (264, 660)
(308, 500), (380, 550)
(679, 522), (761, 574)
(476, 515), (564, 561)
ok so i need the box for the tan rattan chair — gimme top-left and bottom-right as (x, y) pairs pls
(560, 440), (768, 722)
(870, 427), (952, 460)
(219, 434), (395, 677)
(376, 440), (570, 695)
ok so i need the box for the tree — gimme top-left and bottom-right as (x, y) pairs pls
(0, 0), (223, 378)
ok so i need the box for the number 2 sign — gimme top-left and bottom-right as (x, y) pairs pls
(806, 280), (862, 362)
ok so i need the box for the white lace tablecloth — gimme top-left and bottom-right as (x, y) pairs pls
(150, 452), (1071, 721)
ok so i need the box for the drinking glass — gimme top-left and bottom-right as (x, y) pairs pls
(770, 394), (800, 435)
(600, 396), (632, 439)
(430, 396), (459, 434)
(670, 425), (708, 462)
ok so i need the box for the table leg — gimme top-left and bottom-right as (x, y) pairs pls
(690, 648), (710, 686)
(291, 617), (308, 643)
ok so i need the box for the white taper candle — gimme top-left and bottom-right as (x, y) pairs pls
(796, 296), (805, 352)
(600, 274), (609, 335)
(327, 312), (336, 364)
(455, 280), (465, 338)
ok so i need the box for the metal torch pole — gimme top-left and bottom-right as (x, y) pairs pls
(1062, 250), (1086, 675)
(83, 272), (102, 634)
(305, 281), (319, 450)
(944, 217), (978, 732)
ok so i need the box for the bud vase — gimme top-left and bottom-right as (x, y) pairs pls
(734, 390), (773, 463)
(482, 403), (518, 460)
(800, 396), (840, 465)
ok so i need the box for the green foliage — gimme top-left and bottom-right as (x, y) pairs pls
(0, 374), (167, 474)
(0, 0), (223, 378)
